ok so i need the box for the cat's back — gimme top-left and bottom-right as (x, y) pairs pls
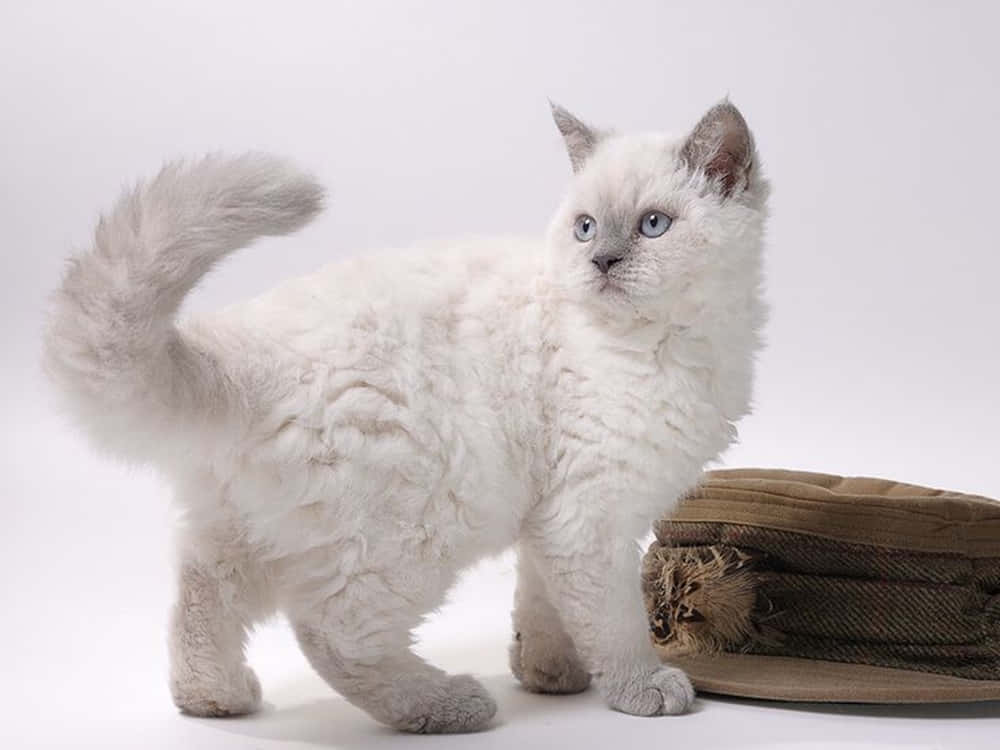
(186, 234), (548, 476)
(208, 236), (543, 353)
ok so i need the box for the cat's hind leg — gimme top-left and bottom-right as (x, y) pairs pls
(168, 526), (272, 717)
(291, 574), (496, 733)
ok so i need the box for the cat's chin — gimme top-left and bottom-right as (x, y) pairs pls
(582, 281), (630, 313)
(593, 278), (653, 312)
(580, 283), (654, 323)
(584, 284), (678, 326)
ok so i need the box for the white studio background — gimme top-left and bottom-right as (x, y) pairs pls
(1, 2), (998, 748)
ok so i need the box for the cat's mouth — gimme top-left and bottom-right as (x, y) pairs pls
(598, 278), (625, 295)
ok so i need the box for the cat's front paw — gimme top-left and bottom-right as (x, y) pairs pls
(600, 664), (695, 716)
(509, 630), (591, 695)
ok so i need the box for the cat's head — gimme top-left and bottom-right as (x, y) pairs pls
(544, 100), (768, 324)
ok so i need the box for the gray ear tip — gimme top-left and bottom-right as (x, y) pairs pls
(549, 101), (586, 139)
(549, 102), (600, 172)
(548, 100), (571, 122)
(711, 97), (743, 116)
(715, 99), (749, 127)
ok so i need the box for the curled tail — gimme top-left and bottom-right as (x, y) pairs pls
(43, 153), (324, 462)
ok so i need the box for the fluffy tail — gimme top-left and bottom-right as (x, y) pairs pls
(43, 153), (324, 462)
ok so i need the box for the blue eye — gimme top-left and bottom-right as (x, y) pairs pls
(574, 214), (596, 242)
(639, 211), (672, 238)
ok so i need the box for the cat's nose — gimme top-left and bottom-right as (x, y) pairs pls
(592, 254), (623, 274)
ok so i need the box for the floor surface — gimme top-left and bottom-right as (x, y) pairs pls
(4, 405), (999, 749)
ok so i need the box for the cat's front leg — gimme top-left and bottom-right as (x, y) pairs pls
(510, 544), (591, 694)
(520, 502), (695, 716)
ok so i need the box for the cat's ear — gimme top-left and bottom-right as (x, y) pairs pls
(680, 100), (755, 197)
(550, 101), (603, 173)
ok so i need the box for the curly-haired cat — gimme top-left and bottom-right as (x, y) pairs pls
(43, 100), (767, 732)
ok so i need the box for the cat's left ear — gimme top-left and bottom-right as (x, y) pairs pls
(550, 101), (603, 173)
(680, 100), (755, 197)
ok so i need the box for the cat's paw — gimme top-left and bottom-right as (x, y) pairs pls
(171, 663), (262, 717)
(387, 674), (497, 734)
(601, 664), (695, 716)
(509, 631), (591, 695)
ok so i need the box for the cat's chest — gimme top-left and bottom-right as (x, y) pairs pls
(551, 339), (731, 506)
(590, 355), (718, 445)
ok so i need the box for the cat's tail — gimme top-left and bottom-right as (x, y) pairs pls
(43, 153), (324, 462)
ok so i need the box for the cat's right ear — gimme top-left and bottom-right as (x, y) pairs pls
(549, 101), (602, 173)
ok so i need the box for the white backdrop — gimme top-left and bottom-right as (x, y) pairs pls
(2, 2), (998, 748)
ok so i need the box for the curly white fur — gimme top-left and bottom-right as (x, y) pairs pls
(43, 101), (768, 733)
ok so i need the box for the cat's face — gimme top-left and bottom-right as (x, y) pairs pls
(545, 102), (768, 323)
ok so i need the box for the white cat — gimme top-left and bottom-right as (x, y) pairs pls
(43, 101), (768, 733)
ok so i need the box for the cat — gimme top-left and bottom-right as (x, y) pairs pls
(43, 100), (768, 733)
